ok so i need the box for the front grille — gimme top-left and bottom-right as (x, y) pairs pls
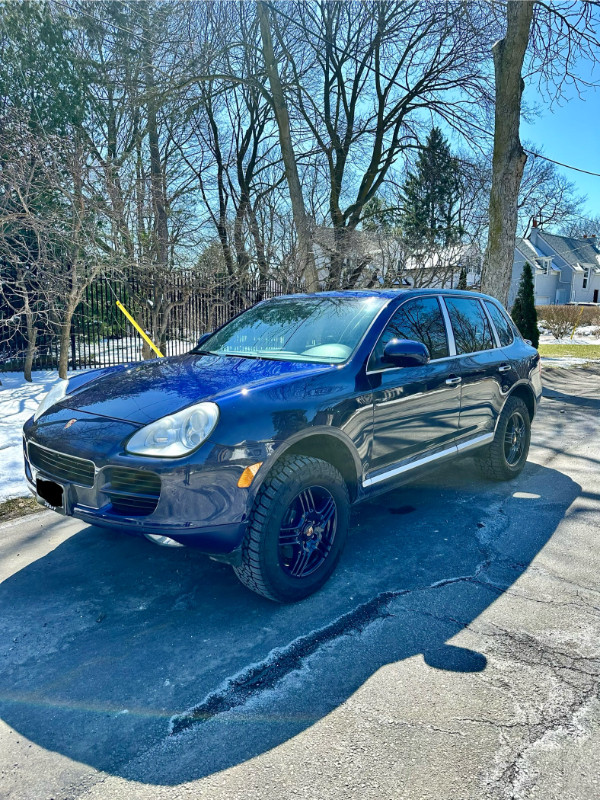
(105, 467), (161, 517)
(28, 442), (95, 487)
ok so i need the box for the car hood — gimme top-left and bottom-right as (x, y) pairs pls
(58, 353), (334, 424)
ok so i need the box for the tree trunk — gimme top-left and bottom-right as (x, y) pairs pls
(248, 204), (269, 300)
(142, 15), (169, 272)
(256, 1), (319, 291)
(24, 315), (37, 383)
(58, 306), (75, 379)
(481, 1), (534, 305)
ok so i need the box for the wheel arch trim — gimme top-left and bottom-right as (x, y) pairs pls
(246, 427), (363, 507)
(500, 380), (537, 425)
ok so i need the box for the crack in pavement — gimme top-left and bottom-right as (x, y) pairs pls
(168, 475), (533, 738)
(169, 567), (489, 737)
(472, 625), (600, 799)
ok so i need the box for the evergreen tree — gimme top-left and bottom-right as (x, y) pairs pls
(511, 262), (539, 347)
(401, 127), (464, 249)
(457, 266), (467, 290)
(362, 196), (399, 232)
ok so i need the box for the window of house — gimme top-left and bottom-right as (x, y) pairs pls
(369, 296), (449, 370)
(444, 297), (495, 354)
(484, 301), (514, 347)
(583, 268), (590, 289)
(537, 258), (551, 274)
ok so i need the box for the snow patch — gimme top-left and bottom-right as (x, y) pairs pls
(0, 370), (84, 502)
(540, 357), (592, 369)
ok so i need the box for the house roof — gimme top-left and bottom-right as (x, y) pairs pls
(515, 238), (541, 263)
(535, 231), (600, 272)
(515, 238), (560, 273)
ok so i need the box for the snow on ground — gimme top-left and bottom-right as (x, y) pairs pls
(83, 336), (195, 363)
(0, 371), (80, 502)
(539, 324), (600, 346)
(540, 356), (593, 368)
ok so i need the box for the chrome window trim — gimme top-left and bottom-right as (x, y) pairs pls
(439, 296), (457, 355)
(365, 293), (511, 376)
(480, 298), (501, 349)
(365, 294), (454, 376)
(482, 299), (515, 347)
(440, 295), (498, 356)
(362, 432), (494, 487)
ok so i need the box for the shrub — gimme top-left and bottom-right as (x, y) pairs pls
(537, 305), (594, 340)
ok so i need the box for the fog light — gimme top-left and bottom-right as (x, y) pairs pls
(238, 462), (263, 488)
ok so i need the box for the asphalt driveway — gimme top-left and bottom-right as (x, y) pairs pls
(1, 365), (599, 800)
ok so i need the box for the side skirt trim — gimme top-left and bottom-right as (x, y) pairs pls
(362, 432), (494, 488)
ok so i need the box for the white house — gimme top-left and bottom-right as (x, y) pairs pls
(510, 223), (600, 306)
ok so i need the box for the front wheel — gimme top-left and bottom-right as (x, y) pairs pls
(234, 455), (350, 602)
(476, 396), (531, 481)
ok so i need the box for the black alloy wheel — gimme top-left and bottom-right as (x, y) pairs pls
(234, 455), (350, 602)
(278, 486), (338, 578)
(503, 410), (527, 467)
(477, 396), (531, 481)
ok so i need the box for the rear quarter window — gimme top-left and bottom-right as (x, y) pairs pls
(484, 301), (515, 347)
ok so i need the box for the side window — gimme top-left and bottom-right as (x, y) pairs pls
(484, 300), (514, 347)
(369, 297), (449, 370)
(444, 297), (495, 354)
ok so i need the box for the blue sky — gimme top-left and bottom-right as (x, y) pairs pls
(521, 70), (600, 217)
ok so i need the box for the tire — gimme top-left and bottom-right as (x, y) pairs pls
(476, 396), (531, 481)
(234, 455), (350, 603)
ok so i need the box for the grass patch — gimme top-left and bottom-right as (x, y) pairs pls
(0, 495), (44, 523)
(538, 344), (600, 359)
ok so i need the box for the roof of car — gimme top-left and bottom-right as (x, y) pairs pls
(274, 288), (496, 302)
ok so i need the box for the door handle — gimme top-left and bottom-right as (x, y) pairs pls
(445, 376), (462, 386)
(498, 364), (511, 373)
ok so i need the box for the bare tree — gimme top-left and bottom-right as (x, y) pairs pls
(256, 0), (318, 290)
(518, 150), (585, 235)
(273, 0), (493, 288)
(0, 114), (111, 378)
(560, 214), (600, 239)
(481, 1), (534, 304)
(482, 0), (600, 304)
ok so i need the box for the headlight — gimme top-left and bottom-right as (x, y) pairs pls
(125, 402), (219, 457)
(33, 379), (69, 421)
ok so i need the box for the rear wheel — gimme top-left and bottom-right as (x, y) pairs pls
(234, 455), (350, 602)
(477, 396), (531, 481)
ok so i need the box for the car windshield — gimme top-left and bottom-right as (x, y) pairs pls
(195, 296), (387, 364)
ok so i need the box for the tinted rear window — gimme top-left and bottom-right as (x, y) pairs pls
(444, 297), (495, 354)
(484, 301), (514, 347)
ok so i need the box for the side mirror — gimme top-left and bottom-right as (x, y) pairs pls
(382, 338), (430, 367)
(196, 332), (212, 348)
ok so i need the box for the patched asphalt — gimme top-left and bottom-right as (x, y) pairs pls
(1, 365), (599, 799)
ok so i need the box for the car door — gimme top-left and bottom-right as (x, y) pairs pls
(442, 296), (508, 444)
(367, 295), (462, 478)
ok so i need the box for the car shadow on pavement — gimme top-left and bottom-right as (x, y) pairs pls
(0, 460), (581, 784)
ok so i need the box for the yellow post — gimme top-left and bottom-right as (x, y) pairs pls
(570, 305), (584, 341)
(116, 300), (164, 358)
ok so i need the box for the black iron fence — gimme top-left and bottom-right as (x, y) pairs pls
(1, 269), (292, 372)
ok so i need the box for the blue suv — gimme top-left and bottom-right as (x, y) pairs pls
(23, 289), (542, 602)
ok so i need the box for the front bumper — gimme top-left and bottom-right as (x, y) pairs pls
(23, 409), (271, 555)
